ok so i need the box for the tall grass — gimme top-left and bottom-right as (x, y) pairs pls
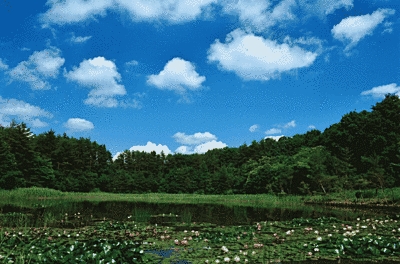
(1, 186), (399, 209)
(303, 187), (400, 205)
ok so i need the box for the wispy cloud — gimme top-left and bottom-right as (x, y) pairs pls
(283, 120), (296, 128)
(70, 33), (92, 43)
(0, 58), (8, 70)
(8, 47), (65, 90)
(249, 124), (258, 132)
(0, 97), (53, 127)
(126, 60), (139, 66)
(361, 83), (400, 98)
(332, 8), (395, 52)
(40, 0), (217, 26)
(265, 128), (282, 135)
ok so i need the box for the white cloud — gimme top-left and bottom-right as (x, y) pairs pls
(249, 124), (258, 132)
(265, 128), (281, 135)
(283, 120), (296, 128)
(207, 29), (317, 81)
(0, 58), (9, 70)
(40, 0), (113, 25)
(175, 145), (190, 154)
(308, 125), (316, 130)
(361, 83), (400, 98)
(40, 0), (216, 25)
(121, 141), (172, 158)
(70, 34), (92, 43)
(173, 131), (227, 154)
(116, 0), (217, 23)
(331, 8), (395, 51)
(220, 0), (296, 32)
(0, 97), (53, 127)
(193, 140), (227, 154)
(64, 118), (94, 131)
(8, 47), (65, 90)
(175, 140), (227, 154)
(147, 57), (205, 95)
(64, 56), (127, 107)
(265, 135), (284, 141)
(299, 0), (353, 17)
(126, 60), (139, 66)
(173, 132), (217, 145)
(21, 47), (31, 51)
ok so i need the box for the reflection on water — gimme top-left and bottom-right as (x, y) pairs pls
(1, 200), (398, 226)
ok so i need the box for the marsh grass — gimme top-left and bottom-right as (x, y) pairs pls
(304, 187), (400, 206)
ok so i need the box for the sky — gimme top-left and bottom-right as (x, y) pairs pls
(0, 0), (399, 159)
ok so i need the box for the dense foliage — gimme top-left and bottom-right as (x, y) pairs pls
(0, 94), (399, 195)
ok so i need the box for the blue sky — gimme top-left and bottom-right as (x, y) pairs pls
(0, 0), (399, 159)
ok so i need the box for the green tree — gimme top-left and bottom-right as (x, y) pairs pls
(0, 132), (24, 189)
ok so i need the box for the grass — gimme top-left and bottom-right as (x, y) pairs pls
(1, 187), (399, 210)
(303, 187), (400, 207)
(0, 187), (305, 209)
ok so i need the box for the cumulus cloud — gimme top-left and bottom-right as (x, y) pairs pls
(70, 33), (92, 43)
(308, 125), (316, 130)
(64, 118), (94, 132)
(173, 132), (217, 145)
(0, 58), (9, 70)
(283, 120), (296, 128)
(8, 47), (65, 90)
(147, 57), (205, 95)
(361, 83), (400, 98)
(265, 128), (281, 135)
(193, 140), (227, 153)
(331, 8), (395, 51)
(175, 140), (227, 154)
(40, 0), (216, 26)
(265, 135), (284, 141)
(249, 124), (258, 132)
(0, 97), (53, 127)
(113, 141), (171, 160)
(64, 56), (127, 107)
(207, 29), (317, 81)
(173, 131), (227, 154)
(175, 145), (190, 154)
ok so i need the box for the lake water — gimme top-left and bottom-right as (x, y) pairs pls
(0, 201), (399, 263)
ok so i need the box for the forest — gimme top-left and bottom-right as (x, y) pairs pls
(0, 94), (399, 195)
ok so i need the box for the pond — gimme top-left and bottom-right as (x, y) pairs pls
(0, 201), (399, 263)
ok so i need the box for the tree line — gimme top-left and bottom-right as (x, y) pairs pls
(0, 94), (399, 195)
